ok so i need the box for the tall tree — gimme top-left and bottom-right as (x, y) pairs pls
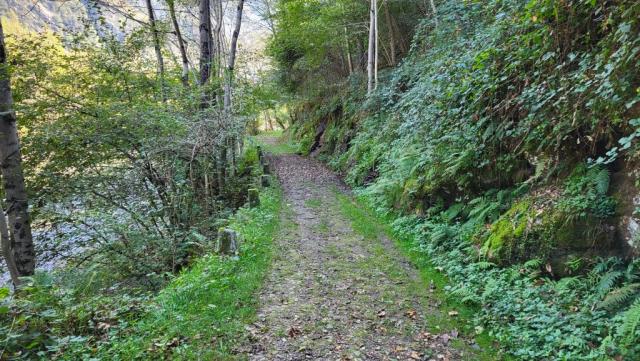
(383, 1), (396, 66)
(224, 0), (245, 112)
(144, 0), (167, 102)
(367, 0), (378, 94)
(0, 20), (35, 276)
(199, 0), (213, 106)
(167, 0), (189, 87)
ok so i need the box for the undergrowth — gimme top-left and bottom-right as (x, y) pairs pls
(0, 186), (283, 360)
(95, 186), (283, 360)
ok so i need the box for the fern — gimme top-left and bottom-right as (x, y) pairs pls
(599, 283), (640, 310)
(554, 277), (581, 293)
(596, 270), (624, 298)
(594, 168), (610, 195)
(475, 261), (496, 270)
(450, 286), (480, 305)
(620, 298), (640, 346)
(524, 258), (543, 270)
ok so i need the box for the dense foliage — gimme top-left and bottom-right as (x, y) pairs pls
(270, 0), (640, 359)
(0, 10), (271, 358)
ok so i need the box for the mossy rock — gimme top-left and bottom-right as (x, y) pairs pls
(481, 198), (539, 263)
(479, 194), (614, 270)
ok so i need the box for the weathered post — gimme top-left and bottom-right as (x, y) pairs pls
(248, 188), (260, 207)
(262, 162), (270, 175)
(256, 145), (263, 163)
(217, 228), (239, 255)
(261, 175), (271, 187)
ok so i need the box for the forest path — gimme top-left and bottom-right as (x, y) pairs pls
(242, 137), (484, 361)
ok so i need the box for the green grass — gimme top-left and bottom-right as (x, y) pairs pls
(98, 187), (284, 360)
(251, 130), (298, 155)
(304, 198), (321, 208)
(335, 192), (506, 360)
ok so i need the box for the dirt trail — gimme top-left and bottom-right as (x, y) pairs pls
(243, 149), (484, 360)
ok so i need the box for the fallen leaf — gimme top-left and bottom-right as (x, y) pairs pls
(405, 309), (417, 319)
(409, 351), (421, 359)
(287, 326), (302, 338)
(377, 310), (386, 318)
(447, 311), (459, 316)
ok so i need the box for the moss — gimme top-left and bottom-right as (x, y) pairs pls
(481, 199), (535, 262)
(481, 188), (613, 268)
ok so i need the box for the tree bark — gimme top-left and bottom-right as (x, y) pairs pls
(374, 0), (378, 89)
(0, 21), (35, 276)
(384, 1), (396, 66)
(344, 27), (353, 75)
(144, 0), (167, 103)
(224, 0), (245, 112)
(429, 0), (439, 28)
(367, 0), (376, 94)
(167, 0), (189, 87)
(0, 208), (20, 287)
(199, 0), (213, 107)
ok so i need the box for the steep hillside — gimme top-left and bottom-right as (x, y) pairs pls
(269, 0), (640, 359)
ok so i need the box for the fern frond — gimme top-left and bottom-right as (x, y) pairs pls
(450, 286), (480, 305)
(596, 270), (624, 297)
(620, 298), (640, 346)
(474, 261), (496, 270)
(594, 168), (610, 195)
(599, 283), (640, 310)
(555, 276), (581, 292)
(524, 258), (543, 270)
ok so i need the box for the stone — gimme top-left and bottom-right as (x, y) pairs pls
(261, 175), (271, 187)
(248, 188), (260, 207)
(217, 228), (239, 255)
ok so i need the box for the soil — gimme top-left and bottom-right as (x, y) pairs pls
(241, 143), (485, 361)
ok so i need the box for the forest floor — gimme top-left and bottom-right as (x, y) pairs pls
(238, 135), (494, 361)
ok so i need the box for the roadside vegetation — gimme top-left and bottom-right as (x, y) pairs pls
(268, 0), (640, 359)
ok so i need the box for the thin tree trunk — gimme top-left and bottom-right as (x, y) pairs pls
(167, 0), (189, 87)
(429, 0), (439, 28)
(144, 0), (167, 103)
(0, 208), (20, 287)
(344, 27), (353, 75)
(0, 21), (35, 276)
(367, 0), (376, 94)
(224, 0), (245, 112)
(374, 0), (378, 89)
(212, 0), (224, 78)
(199, 0), (213, 107)
(384, 1), (396, 66)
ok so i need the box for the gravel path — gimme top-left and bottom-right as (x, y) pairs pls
(243, 148), (485, 361)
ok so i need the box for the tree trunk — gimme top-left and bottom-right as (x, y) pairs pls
(0, 208), (20, 287)
(167, 0), (189, 87)
(384, 1), (396, 66)
(144, 0), (166, 103)
(374, 0), (378, 89)
(429, 0), (439, 28)
(0, 21), (35, 276)
(199, 0), (213, 85)
(212, 0), (224, 79)
(224, 0), (245, 112)
(344, 27), (353, 75)
(367, 0), (376, 94)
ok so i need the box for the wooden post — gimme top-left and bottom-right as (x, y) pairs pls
(217, 228), (239, 255)
(262, 162), (270, 175)
(256, 146), (263, 163)
(261, 175), (271, 187)
(248, 188), (260, 207)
